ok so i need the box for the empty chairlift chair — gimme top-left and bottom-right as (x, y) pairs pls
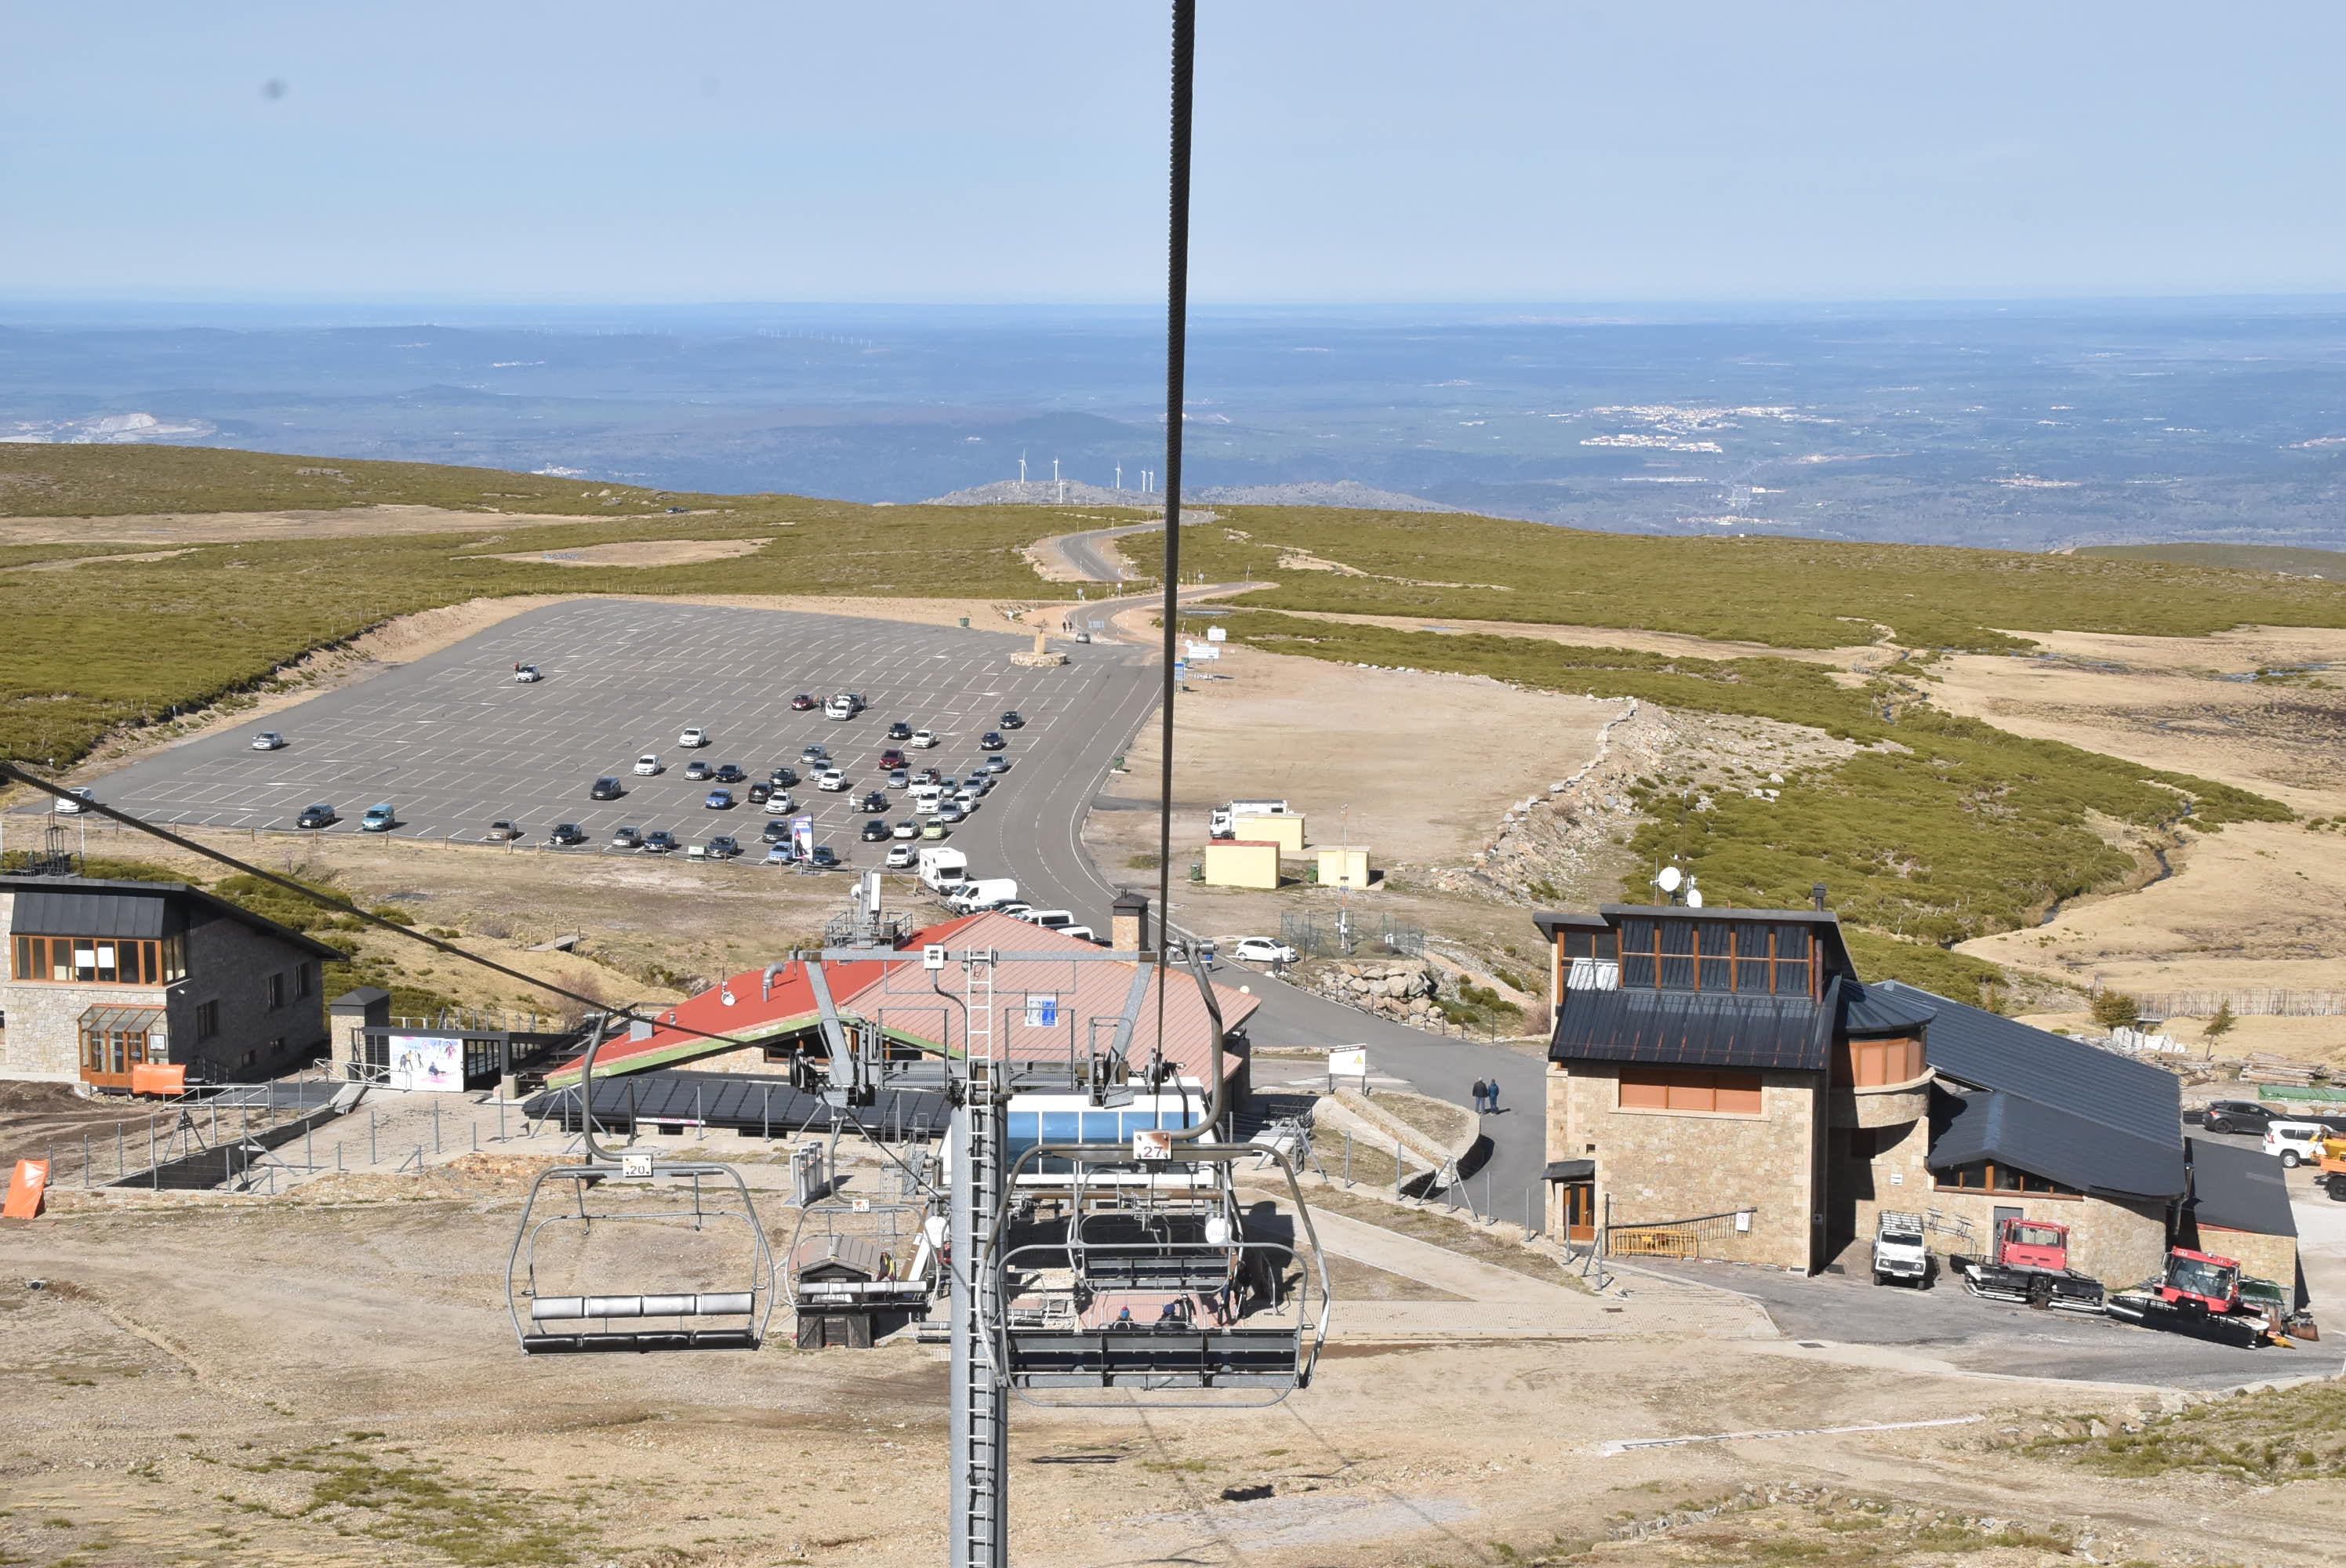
(989, 1137), (1330, 1406)
(506, 1035), (775, 1353)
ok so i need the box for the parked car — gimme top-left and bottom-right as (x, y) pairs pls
(816, 769), (848, 792)
(714, 762), (746, 783)
(824, 692), (863, 720)
(643, 829), (680, 855)
(952, 788), (980, 811)
(982, 755), (1011, 775)
(886, 720), (913, 740)
(999, 710), (1025, 730)
(361, 802), (397, 833)
(683, 758), (714, 781)
(705, 834), (743, 860)
(993, 902), (1033, 920)
(962, 775), (993, 796)
(590, 775), (625, 800)
(1231, 936), (1296, 965)
(909, 728), (938, 749)
(703, 789), (735, 810)
(979, 731), (1006, 751)
(937, 802), (967, 826)
(513, 663), (543, 683)
(761, 818), (792, 843)
(887, 768), (910, 789)
(2267, 1122), (2332, 1168)
(892, 819), (920, 840)
(53, 788), (93, 815)
(859, 819), (892, 842)
(296, 801), (336, 829)
(800, 742), (831, 764)
(764, 843), (798, 866)
(808, 844), (839, 868)
(250, 731), (286, 751)
(884, 842), (917, 869)
(861, 789), (890, 814)
(634, 753), (663, 775)
(763, 792), (797, 815)
(486, 818), (523, 841)
(747, 782), (772, 804)
(678, 727), (710, 748)
(2198, 1101), (2282, 1135)
(612, 825), (644, 850)
(791, 693), (817, 711)
(1059, 925), (1099, 943)
(921, 818), (948, 840)
(768, 765), (800, 787)
(879, 748), (906, 771)
(546, 822), (587, 847)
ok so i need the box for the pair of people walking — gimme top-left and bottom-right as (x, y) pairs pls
(1470, 1077), (1502, 1115)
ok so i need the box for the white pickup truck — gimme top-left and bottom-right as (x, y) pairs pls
(1872, 1210), (1930, 1288)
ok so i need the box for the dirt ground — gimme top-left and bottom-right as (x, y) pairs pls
(1277, 608), (1891, 672)
(1, 1169), (2337, 1568)
(484, 539), (774, 568)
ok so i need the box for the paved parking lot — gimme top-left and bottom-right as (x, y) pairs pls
(38, 600), (1157, 877)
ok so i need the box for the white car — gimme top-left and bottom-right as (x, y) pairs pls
(249, 731), (286, 751)
(54, 787), (93, 815)
(762, 792), (797, 815)
(634, 753), (663, 776)
(2266, 1121), (2333, 1168)
(513, 664), (543, 683)
(678, 727), (710, 748)
(908, 729), (938, 749)
(884, 843), (918, 869)
(816, 769), (848, 792)
(1231, 936), (1297, 965)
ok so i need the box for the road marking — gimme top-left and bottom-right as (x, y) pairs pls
(1597, 1415), (1982, 1456)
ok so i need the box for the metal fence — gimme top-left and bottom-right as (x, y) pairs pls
(1278, 910), (1425, 960)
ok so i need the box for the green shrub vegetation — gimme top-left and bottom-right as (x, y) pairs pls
(2083, 539), (2346, 583)
(2025, 1381), (2346, 1482)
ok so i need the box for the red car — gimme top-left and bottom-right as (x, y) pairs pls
(790, 693), (817, 711)
(879, 748), (906, 771)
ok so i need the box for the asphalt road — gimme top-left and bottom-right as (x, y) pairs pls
(1055, 521), (1163, 583)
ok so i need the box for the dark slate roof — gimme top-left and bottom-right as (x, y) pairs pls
(1839, 978), (1936, 1037)
(2, 875), (343, 960)
(1549, 984), (1831, 1073)
(1531, 913), (1613, 939)
(1884, 980), (2184, 1200)
(1545, 1159), (1595, 1181)
(2185, 1137), (2298, 1240)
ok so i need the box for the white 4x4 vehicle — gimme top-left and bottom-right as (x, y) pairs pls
(677, 727), (710, 748)
(816, 769), (848, 792)
(2266, 1121), (2332, 1168)
(1231, 936), (1297, 965)
(884, 842), (918, 869)
(908, 728), (938, 749)
(634, 753), (663, 775)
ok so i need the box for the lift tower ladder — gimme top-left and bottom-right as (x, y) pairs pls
(951, 947), (1008, 1568)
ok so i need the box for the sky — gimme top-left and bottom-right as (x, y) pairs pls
(5, 1), (2345, 305)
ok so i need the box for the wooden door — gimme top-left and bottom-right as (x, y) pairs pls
(1560, 1180), (1596, 1243)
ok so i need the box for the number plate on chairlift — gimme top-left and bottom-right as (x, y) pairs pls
(621, 1153), (655, 1179)
(1133, 1128), (1173, 1162)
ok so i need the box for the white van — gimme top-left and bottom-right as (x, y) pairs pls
(2266, 1121), (2331, 1168)
(1018, 909), (1075, 931)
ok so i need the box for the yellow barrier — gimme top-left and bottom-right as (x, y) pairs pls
(1607, 1227), (1698, 1259)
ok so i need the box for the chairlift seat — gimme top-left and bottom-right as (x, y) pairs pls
(521, 1327), (762, 1354)
(532, 1291), (757, 1320)
(1002, 1326), (1307, 1388)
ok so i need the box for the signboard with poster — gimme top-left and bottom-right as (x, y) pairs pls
(386, 1033), (463, 1092)
(791, 814), (816, 858)
(1327, 1047), (1368, 1091)
(1022, 995), (1060, 1028)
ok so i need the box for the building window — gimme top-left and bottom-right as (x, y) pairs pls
(1617, 1066), (1764, 1116)
(196, 1000), (220, 1040)
(1939, 1160), (2079, 1197)
(13, 934), (183, 987)
(1840, 1036), (1925, 1087)
(80, 1025), (151, 1078)
(296, 962), (313, 1000)
(266, 972), (286, 1011)
(1615, 920), (1814, 996)
(1560, 928), (1618, 963)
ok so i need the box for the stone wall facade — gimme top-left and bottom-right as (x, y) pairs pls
(172, 914), (329, 1081)
(2194, 1225), (2298, 1296)
(1546, 1059), (1823, 1270)
(1292, 957), (1447, 1026)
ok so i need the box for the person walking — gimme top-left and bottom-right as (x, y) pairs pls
(1486, 1078), (1502, 1115)
(1469, 1078), (1488, 1116)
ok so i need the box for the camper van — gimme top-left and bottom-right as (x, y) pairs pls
(1209, 798), (1291, 839)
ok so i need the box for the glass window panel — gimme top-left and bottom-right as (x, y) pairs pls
(1040, 1112), (1080, 1142)
(1658, 953), (1695, 989)
(1620, 918), (1657, 954)
(1735, 958), (1771, 991)
(1080, 1112), (1120, 1142)
(1622, 953), (1658, 988)
(1594, 930), (1618, 962)
(1660, 920), (1696, 956)
(1618, 1073), (1669, 1110)
(1663, 1076), (1714, 1111)
(1698, 956), (1735, 989)
(1007, 1112), (1039, 1142)
(1698, 924), (1732, 956)
(1734, 922), (1772, 961)
(1777, 925), (1811, 960)
(1712, 1074), (1763, 1114)
(1776, 958), (1812, 996)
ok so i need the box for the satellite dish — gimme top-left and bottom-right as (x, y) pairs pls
(1686, 888), (1705, 909)
(1656, 866), (1683, 895)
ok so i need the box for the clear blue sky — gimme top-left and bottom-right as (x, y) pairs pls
(5, 1), (2343, 304)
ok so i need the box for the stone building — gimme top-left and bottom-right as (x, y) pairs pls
(1534, 902), (2297, 1299)
(1, 873), (343, 1089)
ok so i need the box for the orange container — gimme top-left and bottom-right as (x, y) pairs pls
(4, 1159), (49, 1220)
(130, 1063), (187, 1097)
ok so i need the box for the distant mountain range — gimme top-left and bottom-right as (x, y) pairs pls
(920, 477), (1467, 512)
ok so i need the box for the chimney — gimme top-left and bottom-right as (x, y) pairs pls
(1111, 891), (1150, 953)
(1810, 882), (1829, 913)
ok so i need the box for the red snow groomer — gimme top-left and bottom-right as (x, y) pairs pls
(1956, 1218), (2107, 1313)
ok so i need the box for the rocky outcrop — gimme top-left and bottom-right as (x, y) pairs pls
(1292, 956), (1448, 1025)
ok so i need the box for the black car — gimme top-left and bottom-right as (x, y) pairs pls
(590, 775), (625, 800)
(808, 845), (839, 868)
(887, 720), (913, 741)
(644, 829), (680, 855)
(2196, 1100), (2282, 1135)
(612, 825), (644, 849)
(296, 801), (336, 829)
(747, 782), (772, 804)
(979, 731), (1006, 750)
(683, 758), (714, 781)
(769, 765), (799, 788)
(999, 710), (1025, 729)
(547, 822), (587, 847)
(761, 818), (792, 843)
(714, 762), (746, 783)
(861, 789), (890, 814)
(859, 819), (892, 842)
(706, 834), (743, 859)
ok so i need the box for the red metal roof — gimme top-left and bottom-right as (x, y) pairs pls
(549, 911), (1255, 1086)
